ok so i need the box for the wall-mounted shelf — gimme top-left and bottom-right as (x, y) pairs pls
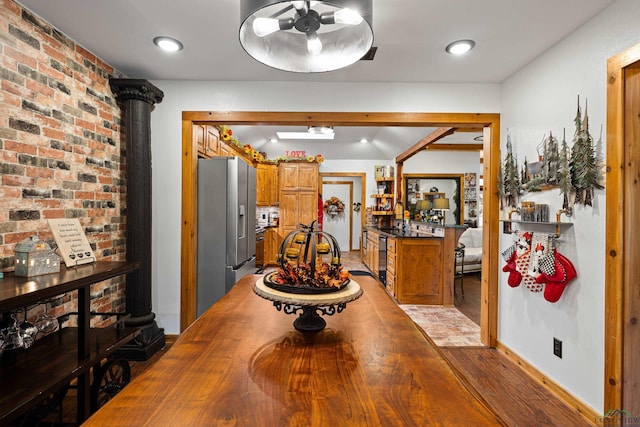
(500, 220), (573, 237)
(370, 175), (395, 228)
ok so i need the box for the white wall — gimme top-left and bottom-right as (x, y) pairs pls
(498, 0), (640, 412)
(148, 83), (500, 335)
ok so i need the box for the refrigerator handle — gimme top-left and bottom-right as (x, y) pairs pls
(239, 204), (245, 239)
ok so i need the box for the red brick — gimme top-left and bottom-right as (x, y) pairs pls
(2, 80), (32, 100)
(4, 140), (38, 155)
(76, 45), (96, 63)
(26, 166), (55, 179)
(26, 79), (54, 97)
(43, 127), (66, 140)
(75, 191), (95, 199)
(38, 146), (65, 159)
(38, 62), (67, 83)
(3, 175), (35, 187)
(4, 45), (37, 69)
(4, 231), (35, 244)
(75, 118), (96, 131)
(42, 43), (66, 63)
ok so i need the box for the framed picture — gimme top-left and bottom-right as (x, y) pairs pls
(464, 173), (477, 187)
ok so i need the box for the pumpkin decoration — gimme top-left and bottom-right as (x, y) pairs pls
(265, 221), (349, 293)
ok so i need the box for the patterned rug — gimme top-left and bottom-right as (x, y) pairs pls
(400, 305), (484, 347)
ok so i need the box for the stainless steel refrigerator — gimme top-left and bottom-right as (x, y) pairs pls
(197, 157), (256, 317)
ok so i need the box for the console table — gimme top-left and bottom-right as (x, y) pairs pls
(0, 261), (140, 424)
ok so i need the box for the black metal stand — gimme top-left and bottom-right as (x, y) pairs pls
(273, 302), (348, 332)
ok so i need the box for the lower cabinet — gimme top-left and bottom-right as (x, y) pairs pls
(392, 239), (444, 304)
(265, 228), (279, 266)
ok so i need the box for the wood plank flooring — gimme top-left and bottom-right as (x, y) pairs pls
(440, 347), (593, 426)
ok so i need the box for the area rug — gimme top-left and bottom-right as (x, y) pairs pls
(400, 305), (484, 347)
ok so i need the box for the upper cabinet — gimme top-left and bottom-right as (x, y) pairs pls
(256, 164), (279, 206)
(194, 124), (220, 158)
(280, 163), (318, 192)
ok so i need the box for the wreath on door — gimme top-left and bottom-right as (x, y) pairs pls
(323, 196), (346, 221)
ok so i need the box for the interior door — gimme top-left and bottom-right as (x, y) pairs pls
(322, 182), (352, 251)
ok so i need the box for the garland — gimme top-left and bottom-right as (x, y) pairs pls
(217, 125), (324, 164)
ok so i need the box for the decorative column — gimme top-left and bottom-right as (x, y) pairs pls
(109, 78), (165, 360)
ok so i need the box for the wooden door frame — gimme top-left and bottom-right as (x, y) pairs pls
(604, 42), (640, 413)
(321, 172), (366, 251)
(181, 112), (501, 349)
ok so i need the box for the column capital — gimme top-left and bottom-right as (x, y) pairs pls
(109, 78), (164, 105)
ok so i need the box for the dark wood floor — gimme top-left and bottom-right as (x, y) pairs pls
(441, 347), (592, 426)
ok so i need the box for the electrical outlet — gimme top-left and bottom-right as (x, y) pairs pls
(553, 338), (563, 358)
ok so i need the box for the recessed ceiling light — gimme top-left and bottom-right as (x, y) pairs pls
(445, 39), (475, 55)
(270, 138), (277, 143)
(360, 138), (368, 144)
(153, 36), (184, 52)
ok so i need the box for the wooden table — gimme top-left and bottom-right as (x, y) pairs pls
(84, 274), (504, 426)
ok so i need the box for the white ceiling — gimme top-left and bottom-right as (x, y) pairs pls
(15, 0), (616, 160)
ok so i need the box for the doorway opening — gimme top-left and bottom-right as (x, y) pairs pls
(181, 112), (500, 349)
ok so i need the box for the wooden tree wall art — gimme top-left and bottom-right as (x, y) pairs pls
(499, 95), (605, 211)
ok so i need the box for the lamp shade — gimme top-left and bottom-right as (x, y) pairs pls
(416, 200), (430, 211)
(432, 197), (450, 210)
(239, 0), (374, 73)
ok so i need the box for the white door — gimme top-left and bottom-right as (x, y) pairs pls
(322, 183), (351, 252)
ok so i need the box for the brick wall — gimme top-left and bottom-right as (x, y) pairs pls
(0, 0), (127, 327)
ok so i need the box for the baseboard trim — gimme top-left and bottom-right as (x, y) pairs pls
(495, 341), (599, 424)
(165, 334), (179, 345)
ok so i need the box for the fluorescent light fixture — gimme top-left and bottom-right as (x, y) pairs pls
(360, 138), (368, 144)
(277, 132), (334, 140)
(153, 36), (184, 52)
(445, 39), (475, 55)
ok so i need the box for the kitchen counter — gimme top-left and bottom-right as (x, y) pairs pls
(84, 274), (502, 426)
(369, 223), (467, 239)
(364, 224), (467, 304)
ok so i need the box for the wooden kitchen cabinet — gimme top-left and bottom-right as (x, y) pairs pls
(256, 164), (279, 206)
(278, 161), (318, 242)
(365, 229), (379, 278)
(193, 124), (219, 158)
(386, 237), (397, 296)
(264, 228), (279, 266)
(279, 163), (318, 191)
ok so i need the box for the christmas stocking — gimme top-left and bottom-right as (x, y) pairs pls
(513, 231), (533, 290)
(523, 233), (548, 292)
(502, 245), (522, 287)
(543, 250), (577, 303)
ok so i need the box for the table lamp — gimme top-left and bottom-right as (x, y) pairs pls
(432, 197), (450, 225)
